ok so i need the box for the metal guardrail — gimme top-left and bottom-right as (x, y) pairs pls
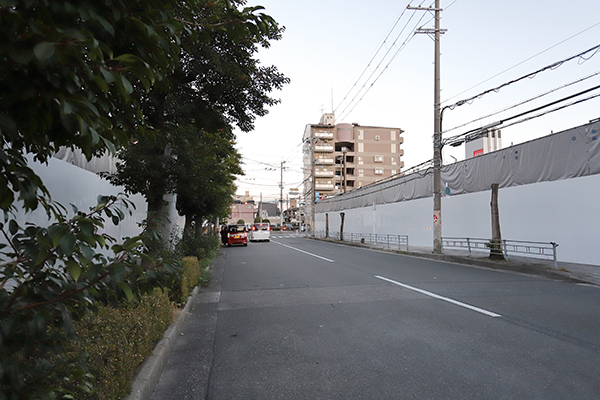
(313, 232), (558, 269)
(442, 237), (559, 269)
(314, 231), (409, 251)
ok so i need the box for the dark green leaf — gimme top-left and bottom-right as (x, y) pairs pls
(59, 233), (76, 256)
(110, 263), (126, 282)
(33, 42), (55, 61)
(66, 259), (81, 281)
(117, 282), (133, 301)
(8, 219), (18, 235)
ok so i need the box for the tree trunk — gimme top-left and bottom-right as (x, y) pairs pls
(340, 212), (345, 242)
(195, 216), (204, 239)
(325, 213), (329, 238)
(183, 213), (194, 240)
(489, 183), (505, 260)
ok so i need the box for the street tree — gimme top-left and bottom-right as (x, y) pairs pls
(106, 0), (289, 237)
(0, 0), (184, 212)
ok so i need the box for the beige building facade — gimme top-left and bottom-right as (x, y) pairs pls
(303, 114), (404, 202)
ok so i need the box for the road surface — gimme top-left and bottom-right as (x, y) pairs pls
(152, 233), (600, 399)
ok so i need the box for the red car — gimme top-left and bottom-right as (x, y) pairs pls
(227, 224), (248, 247)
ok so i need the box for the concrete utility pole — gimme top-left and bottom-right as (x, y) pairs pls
(280, 161), (286, 228)
(408, 0), (445, 253)
(342, 147), (348, 193)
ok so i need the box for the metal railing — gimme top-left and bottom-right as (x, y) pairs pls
(315, 231), (409, 251)
(442, 237), (559, 269)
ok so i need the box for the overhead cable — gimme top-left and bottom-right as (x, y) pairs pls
(442, 70), (600, 134)
(333, 0), (414, 114)
(443, 43), (600, 113)
(443, 84), (600, 145)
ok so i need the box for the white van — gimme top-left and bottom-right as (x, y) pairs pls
(249, 222), (271, 242)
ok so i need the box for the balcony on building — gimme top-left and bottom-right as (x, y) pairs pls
(315, 157), (335, 165)
(314, 131), (334, 140)
(315, 182), (335, 191)
(315, 169), (335, 178)
(314, 143), (334, 153)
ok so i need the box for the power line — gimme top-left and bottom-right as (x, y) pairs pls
(336, 0), (461, 121)
(333, 0), (414, 114)
(336, 5), (428, 120)
(443, 84), (600, 146)
(442, 70), (600, 134)
(442, 39), (600, 110)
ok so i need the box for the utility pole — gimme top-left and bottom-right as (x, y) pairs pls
(408, 0), (445, 253)
(280, 161), (286, 228)
(258, 192), (262, 222)
(342, 147), (348, 193)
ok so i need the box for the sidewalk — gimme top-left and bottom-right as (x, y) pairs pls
(317, 237), (600, 286)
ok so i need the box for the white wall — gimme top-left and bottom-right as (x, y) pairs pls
(15, 156), (150, 242)
(317, 173), (600, 265)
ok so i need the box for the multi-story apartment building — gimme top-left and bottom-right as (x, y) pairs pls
(303, 113), (404, 202)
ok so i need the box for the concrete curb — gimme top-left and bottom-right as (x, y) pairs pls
(126, 285), (201, 400)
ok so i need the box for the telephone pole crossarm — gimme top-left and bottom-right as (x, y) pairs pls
(407, 5), (442, 11)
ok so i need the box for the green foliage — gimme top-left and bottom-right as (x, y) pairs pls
(262, 218), (270, 223)
(68, 288), (172, 400)
(0, 195), (181, 399)
(237, 219), (245, 224)
(179, 257), (200, 303)
(176, 231), (219, 261)
(104, 0), (289, 230)
(0, 0), (185, 213)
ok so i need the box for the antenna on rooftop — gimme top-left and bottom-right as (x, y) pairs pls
(331, 88), (334, 113)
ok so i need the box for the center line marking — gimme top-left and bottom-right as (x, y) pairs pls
(272, 241), (335, 263)
(375, 275), (502, 318)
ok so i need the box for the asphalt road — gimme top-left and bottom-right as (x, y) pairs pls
(152, 233), (600, 400)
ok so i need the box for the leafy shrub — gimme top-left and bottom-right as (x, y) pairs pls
(176, 232), (219, 261)
(68, 288), (172, 400)
(0, 196), (181, 399)
(179, 256), (200, 302)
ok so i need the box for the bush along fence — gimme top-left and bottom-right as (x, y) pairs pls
(0, 194), (218, 399)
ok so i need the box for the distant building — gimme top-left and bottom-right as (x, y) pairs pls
(303, 113), (404, 201)
(465, 128), (502, 158)
(257, 201), (279, 222)
(283, 206), (305, 227)
(228, 191), (256, 224)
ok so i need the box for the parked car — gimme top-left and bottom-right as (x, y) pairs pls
(227, 224), (248, 247)
(249, 222), (271, 242)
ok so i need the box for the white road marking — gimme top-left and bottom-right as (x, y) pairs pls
(374, 275), (502, 318)
(272, 240), (335, 263)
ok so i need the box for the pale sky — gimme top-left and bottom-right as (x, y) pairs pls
(234, 0), (600, 204)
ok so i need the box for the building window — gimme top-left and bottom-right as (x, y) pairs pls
(391, 130), (396, 141)
(358, 130), (364, 140)
(375, 135), (380, 141)
(374, 168), (384, 175)
(391, 156), (397, 166)
(391, 143), (396, 153)
(358, 168), (364, 177)
(391, 169), (397, 175)
(374, 155), (383, 163)
(358, 143), (364, 152)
